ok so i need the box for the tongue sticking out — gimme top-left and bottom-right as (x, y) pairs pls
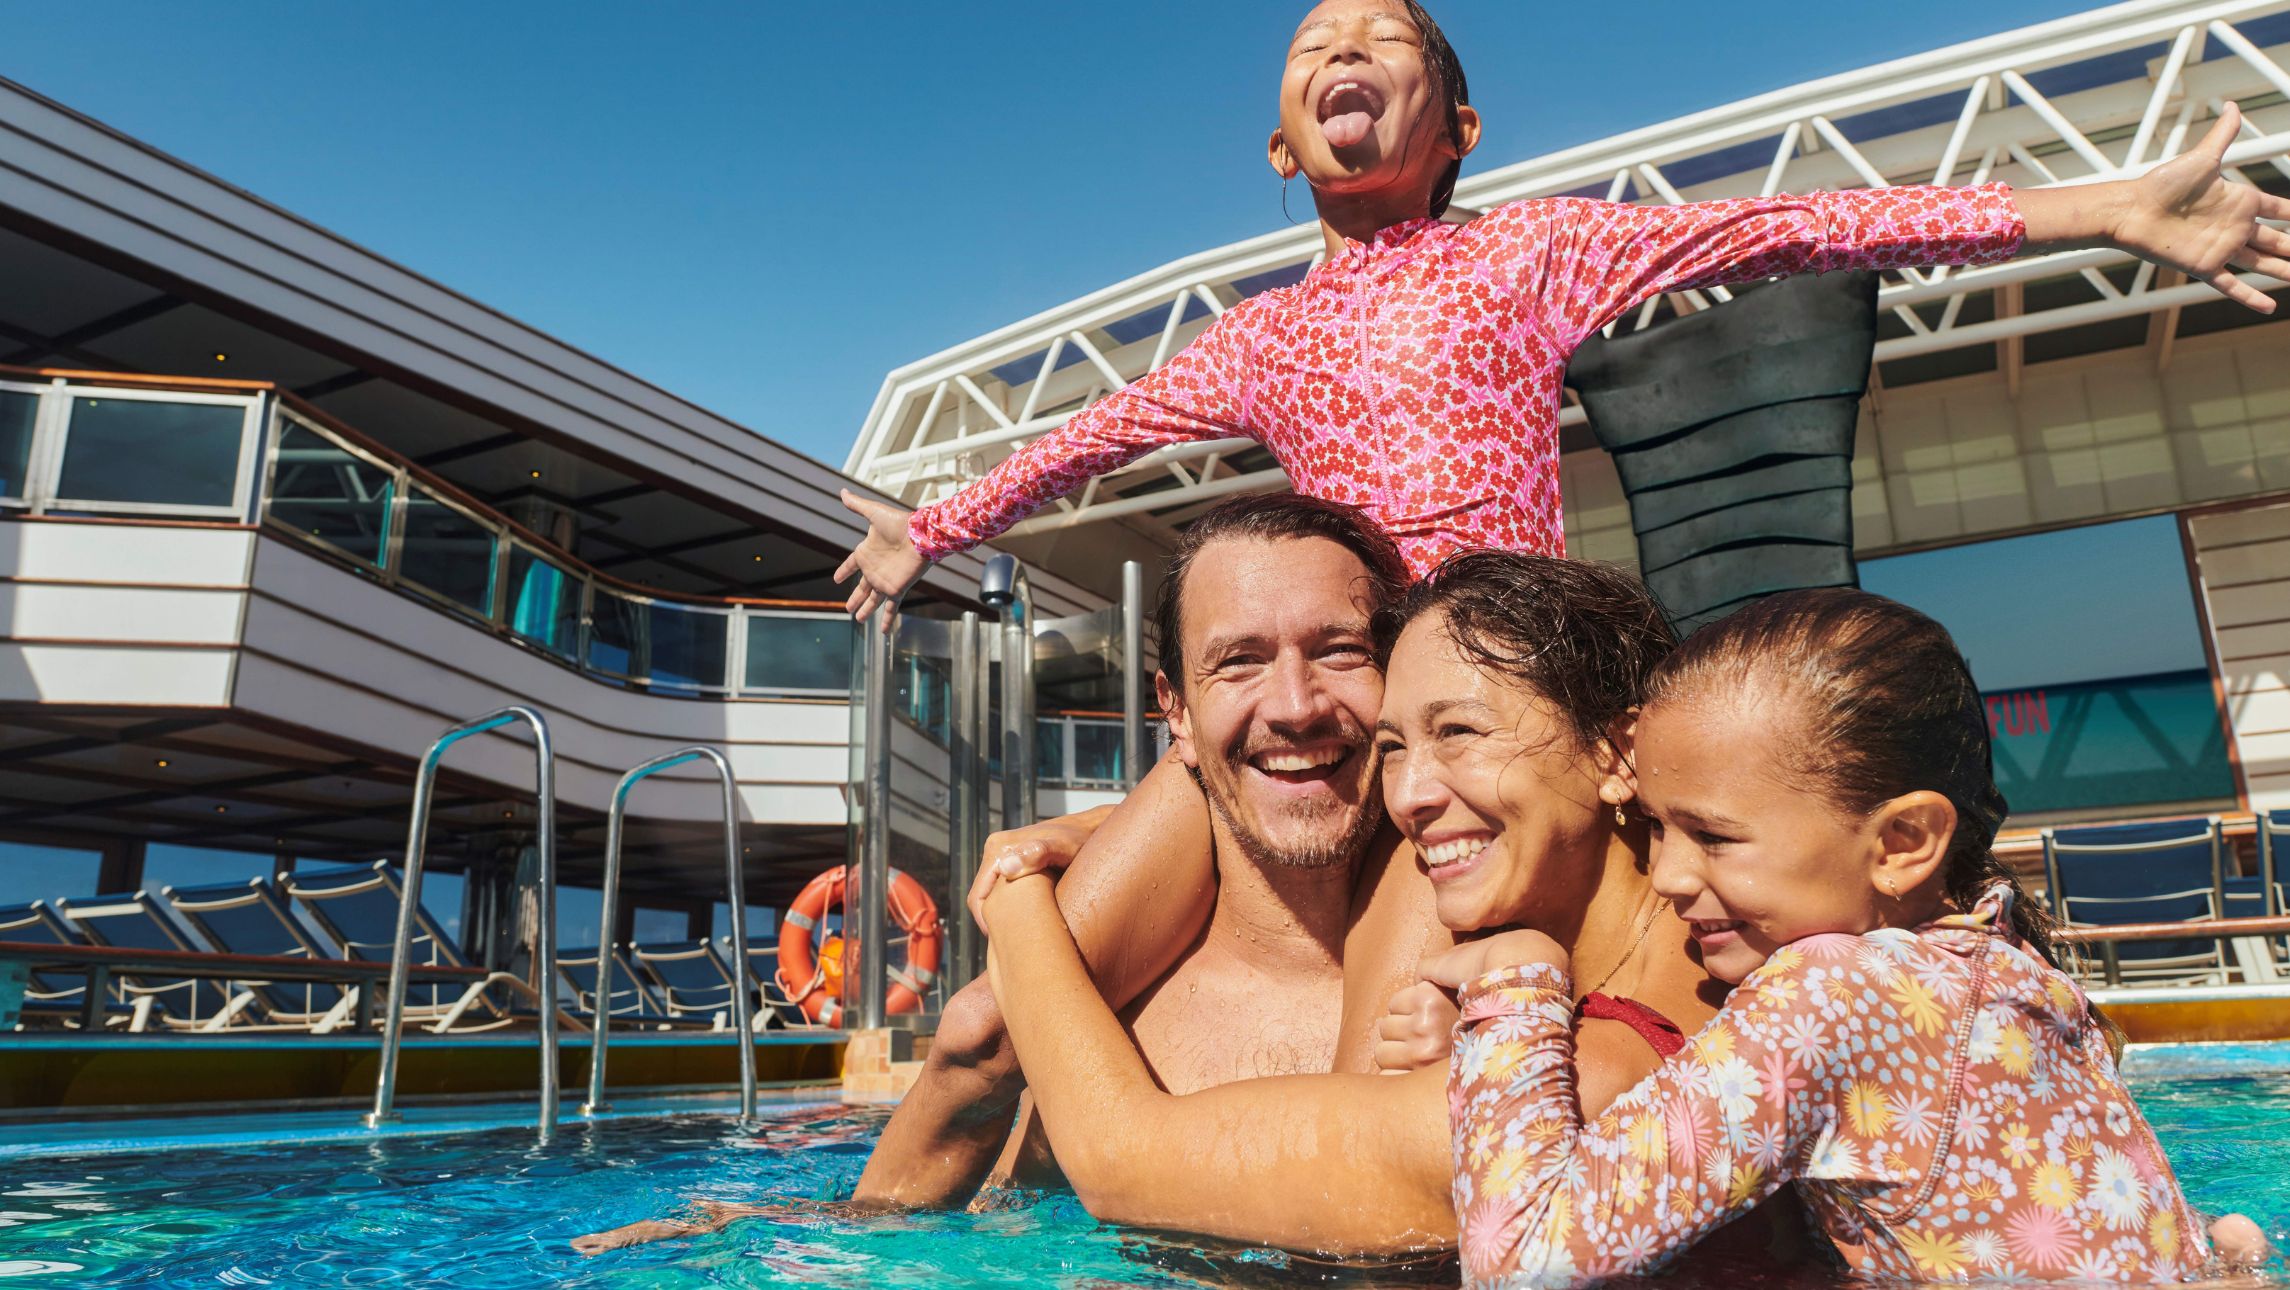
(1321, 111), (1374, 149)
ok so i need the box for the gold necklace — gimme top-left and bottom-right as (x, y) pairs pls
(1579, 889), (1664, 1001)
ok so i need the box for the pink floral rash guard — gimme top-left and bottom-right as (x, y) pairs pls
(908, 186), (2025, 577)
(1448, 887), (2210, 1286)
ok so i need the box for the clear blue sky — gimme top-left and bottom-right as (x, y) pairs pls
(10, 1), (2103, 467)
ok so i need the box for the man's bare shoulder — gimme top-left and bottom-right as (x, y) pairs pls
(1334, 826), (1447, 1074)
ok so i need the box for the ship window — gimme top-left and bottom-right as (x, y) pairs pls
(0, 390), (37, 500)
(743, 612), (854, 694)
(1860, 514), (2232, 818)
(56, 396), (245, 510)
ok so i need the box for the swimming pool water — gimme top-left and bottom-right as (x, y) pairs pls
(2, 1066), (2286, 1287)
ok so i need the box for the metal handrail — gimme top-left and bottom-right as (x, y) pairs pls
(583, 746), (756, 1124)
(2055, 915), (2290, 943)
(364, 706), (559, 1136)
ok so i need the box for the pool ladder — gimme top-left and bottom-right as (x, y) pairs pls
(583, 746), (758, 1125)
(365, 707), (562, 1134)
(361, 712), (761, 1138)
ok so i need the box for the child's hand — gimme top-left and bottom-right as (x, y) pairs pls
(2110, 103), (2290, 313)
(1420, 929), (1569, 991)
(965, 804), (1117, 935)
(2210, 1212), (2273, 1270)
(1374, 980), (1460, 1074)
(835, 490), (927, 629)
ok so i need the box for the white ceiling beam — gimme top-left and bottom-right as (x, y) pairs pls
(2001, 70), (2121, 175)
(2126, 27), (2201, 167)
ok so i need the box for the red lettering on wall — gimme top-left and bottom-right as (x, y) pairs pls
(1988, 690), (2050, 738)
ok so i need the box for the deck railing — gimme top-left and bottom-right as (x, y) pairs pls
(0, 367), (855, 701)
(0, 365), (1133, 790)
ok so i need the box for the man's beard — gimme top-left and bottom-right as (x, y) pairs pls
(1199, 741), (1383, 872)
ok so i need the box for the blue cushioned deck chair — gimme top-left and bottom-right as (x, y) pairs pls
(49, 890), (237, 1030)
(2043, 817), (2227, 985)
(630, 939), (746, 1029)
(717, 936), (822, 1030)
(163, 878), (362, 1032)
(2253, 809), (2290, 917)
(0, 901), (132, 1029)
(2222, 808), (2290, 976)
(558, 945), (679, 1028)
(282, 861), (529, 1033)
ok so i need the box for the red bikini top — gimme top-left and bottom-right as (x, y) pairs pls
(1576, 991), (1687, 1058)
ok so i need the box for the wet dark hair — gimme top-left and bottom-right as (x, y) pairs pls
(1642, 588), (2062, 966)
(1399, 0), (1469, 219)
(1371, 551), (1676, 757)
(1153, 492), (1408, 691)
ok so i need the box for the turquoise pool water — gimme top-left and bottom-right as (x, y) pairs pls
(2, 1057), (2285, 1287)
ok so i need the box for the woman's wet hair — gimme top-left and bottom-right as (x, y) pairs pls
(1642, 587), (2062, 966)
(1372, 550), (1676, 757)
(1400, 0), (1469, 219)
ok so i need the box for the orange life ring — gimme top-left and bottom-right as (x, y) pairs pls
(775, 865), (942, 1026)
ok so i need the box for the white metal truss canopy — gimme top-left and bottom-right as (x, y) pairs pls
(849, 0), (2290, 543)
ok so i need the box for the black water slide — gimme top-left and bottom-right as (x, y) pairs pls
(1567, 270), (1880, 635)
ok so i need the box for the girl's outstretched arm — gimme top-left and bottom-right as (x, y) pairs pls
(836, 302), (1266, 622)
(1507, 185), (2025, 350)
(1505, 104), (2284, 352)
(850, 753), (1215, 1208)
(2015, 103), (2290, 311)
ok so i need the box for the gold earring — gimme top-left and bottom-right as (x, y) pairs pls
(1614, 803), (1628, 827)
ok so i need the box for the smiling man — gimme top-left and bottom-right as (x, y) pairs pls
(571, 495), (1438, 1254)
(1086, 495), (1406, 1096)
(848, 492), (1443, 1205)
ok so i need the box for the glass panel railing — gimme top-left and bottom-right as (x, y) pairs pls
(505, 544), (582, 661)
(1034, 715), (1130, 789)
(397, 485), (498, 616)
(642, 599), (730, 694)
(1035, 718), (1066, 784)
(743, 611), (855, 695)
(268, 418), (394, 567)
(54, 394), (247, 510)
(898, 652), (955, 743)
(585, 585), (643, 681)
(1072, 718), (1123, 787)
(0, 388), (37, 501)
(585, 586), (730, 693)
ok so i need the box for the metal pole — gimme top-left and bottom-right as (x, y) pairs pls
(947, 613), (983, 994)
(854, 604), (895, 1030)
(968, 615), (993, 983)
(1001, 571), (1037, 831)
(366, 706), (558, 1137)
(583, 747), (755, 1124)
(1120, 560), (1146, 790)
